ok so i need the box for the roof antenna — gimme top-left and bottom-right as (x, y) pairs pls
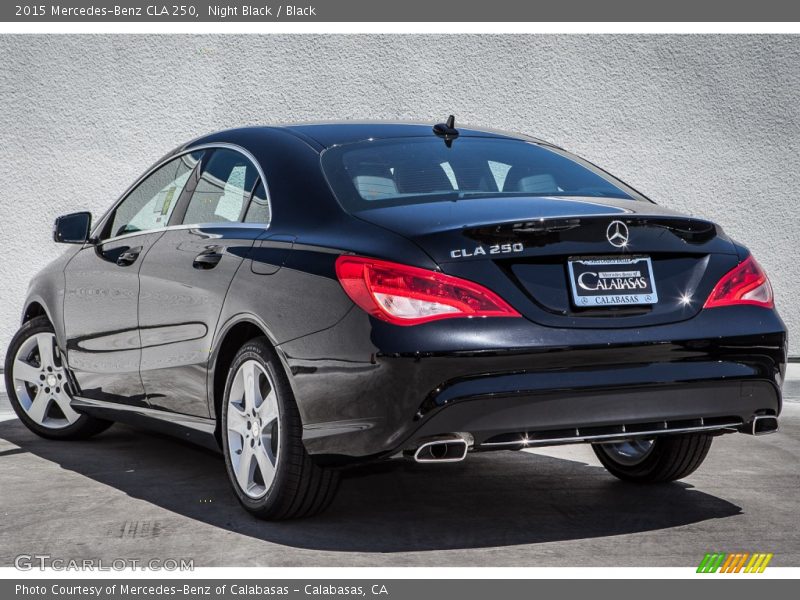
(433, 115), (459, 147)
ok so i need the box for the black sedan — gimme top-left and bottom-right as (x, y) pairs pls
(5, 119), (787, 519)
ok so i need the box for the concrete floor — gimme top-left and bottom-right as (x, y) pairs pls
(0, 390), (798, 567)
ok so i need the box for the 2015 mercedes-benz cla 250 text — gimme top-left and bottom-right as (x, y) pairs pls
(6, 120), (787, 519)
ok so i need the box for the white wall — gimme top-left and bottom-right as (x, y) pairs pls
(0, 35), (798, 355)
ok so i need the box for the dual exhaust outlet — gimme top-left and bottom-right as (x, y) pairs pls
(406, 433), (472, 463)
(406, 416), (779, 463)
(743, 414), (779, 436)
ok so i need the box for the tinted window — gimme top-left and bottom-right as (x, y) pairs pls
(182, 149), (258, 224)
(105, 151), (202, 239)
(244, 180), (271, 224)
(321, 138), (642, 212)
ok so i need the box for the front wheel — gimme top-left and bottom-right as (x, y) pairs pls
(221, 337), (339, 519)
(4, 316), (112, 440)
(593, 433), (713, 483)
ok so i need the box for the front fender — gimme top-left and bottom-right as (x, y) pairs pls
(21, 247), (78, 354)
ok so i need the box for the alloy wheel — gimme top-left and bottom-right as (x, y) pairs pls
(12, 332), (80, 428)
(226, 359), (281, 499)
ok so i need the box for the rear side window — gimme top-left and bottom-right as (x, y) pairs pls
(321, 137), (642, 212)
(104, 151), (202, 239)
(244, 180), (271, 224)
(182, 149), (258, 224)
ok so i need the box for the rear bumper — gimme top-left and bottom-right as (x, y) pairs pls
(414, 380), (778, 449)
(279, 305), (787, 462)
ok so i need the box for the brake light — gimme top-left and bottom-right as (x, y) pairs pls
(335, 256), (521, 325)
(704, 256), (774, 309)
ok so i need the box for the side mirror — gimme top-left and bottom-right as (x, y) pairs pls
(53, 212), (92, 244)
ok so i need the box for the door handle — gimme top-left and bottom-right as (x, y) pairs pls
(116, 246), (142, 266)
(193, 250), (223, 269)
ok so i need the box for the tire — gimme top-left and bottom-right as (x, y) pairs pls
(592, 433), (713, 483)
(4, 316), (112, 440)
(220, 337), (339, 520)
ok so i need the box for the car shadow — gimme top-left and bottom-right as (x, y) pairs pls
(0, 419), (742, 553)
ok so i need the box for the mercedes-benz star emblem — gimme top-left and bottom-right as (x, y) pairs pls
(606, 220), (629, 248)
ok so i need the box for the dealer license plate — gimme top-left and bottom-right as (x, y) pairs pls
(567, 256), (658, 307)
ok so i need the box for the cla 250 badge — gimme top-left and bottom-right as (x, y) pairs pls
(450, 243), (524, 259)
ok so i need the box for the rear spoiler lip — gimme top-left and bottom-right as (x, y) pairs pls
(463, 215), (723, 245)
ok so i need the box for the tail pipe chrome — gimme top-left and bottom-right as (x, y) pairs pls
(741, 415), (779, 436)
(406, 433), (472, 463)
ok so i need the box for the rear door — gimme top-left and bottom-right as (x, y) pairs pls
(63, 151), (202, 405)
(138, 147), (266, 417)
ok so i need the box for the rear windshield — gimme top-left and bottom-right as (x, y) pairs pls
(321, 137), (643, 211)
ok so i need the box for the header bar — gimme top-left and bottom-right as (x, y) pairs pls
(4, 1), (800, 23)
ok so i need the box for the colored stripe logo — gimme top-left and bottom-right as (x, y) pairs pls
(697, 552), (773, 573)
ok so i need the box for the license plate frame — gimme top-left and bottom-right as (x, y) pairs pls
(567, 256), (658, 307)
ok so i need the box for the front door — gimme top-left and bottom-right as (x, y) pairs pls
(63, 151), (203, 405)
(64, 233), (162, 405)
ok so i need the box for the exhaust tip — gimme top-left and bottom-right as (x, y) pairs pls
(750, 415), (779, 436)
(409, 435), (470, 463)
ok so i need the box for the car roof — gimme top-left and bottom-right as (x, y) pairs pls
(279, 121), (552, 149)
(186, 121), (555, 153)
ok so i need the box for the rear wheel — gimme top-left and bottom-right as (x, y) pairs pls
(4, 316), (112, 439)
(593, 433), (713, 483)
(221, 337), (339, 519)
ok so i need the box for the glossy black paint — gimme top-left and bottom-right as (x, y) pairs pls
(23, 122), (788, 465)
(279, 303), (784, 459)
(138, 225), (263, 417)
(63, 232), (163, 406)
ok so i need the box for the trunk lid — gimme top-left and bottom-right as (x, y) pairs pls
(353, 196), (739, 328)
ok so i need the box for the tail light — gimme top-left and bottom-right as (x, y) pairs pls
(335, 256), (521, 326)
(704, 256), (774, 309)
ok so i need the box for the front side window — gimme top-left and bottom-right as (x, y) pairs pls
(321, 137), (644, 212)
(182, 149), (258, 225)
(104, 151), (202, 239)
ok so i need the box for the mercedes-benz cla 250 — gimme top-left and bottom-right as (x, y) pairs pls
(6, 120), (787, 519)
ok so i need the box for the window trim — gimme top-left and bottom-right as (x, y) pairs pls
(90, 142), (273, 246)
(242, 177), (271, 224)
